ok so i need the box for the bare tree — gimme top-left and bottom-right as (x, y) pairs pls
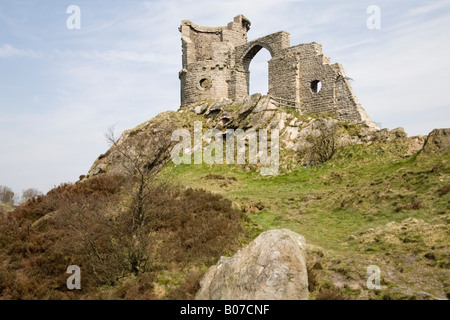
(105, 127), (159, 233)
(0, 185), (14, 205)
(21, 188), (43, 203)
(96, 127), (167, 276)
(54, 127), (171, 284)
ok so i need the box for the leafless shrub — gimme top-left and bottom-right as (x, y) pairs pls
(300, 122), (338, 165)
(438, 184), (450, 196)
(21, 188), (43, 203)
(395, 199), (422, 212)
(316, 287), (348, 300)
(165, 271), (204, 300)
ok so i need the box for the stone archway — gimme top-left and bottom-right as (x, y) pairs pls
(232, 31), (291, 100)
(242, 43), (273, 95)
(241, 42), (274, 71)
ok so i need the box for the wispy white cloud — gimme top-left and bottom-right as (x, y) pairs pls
(0, 44), (42, 58)
(340, 6), (450, 134)
(405, 0), (450, 17)
(53, 48), (177, 64)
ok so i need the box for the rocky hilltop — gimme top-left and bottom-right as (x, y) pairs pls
(86, 94), (426, 179)
(78, 95), (449, 300)
(1, 94), (448, 300)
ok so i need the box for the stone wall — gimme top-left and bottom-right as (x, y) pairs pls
(179, 15), (249, 106)
(179, 15), (377, 127)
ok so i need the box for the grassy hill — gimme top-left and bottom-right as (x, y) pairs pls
(0, 97), (448, 300)
(159, 135), (449, 299)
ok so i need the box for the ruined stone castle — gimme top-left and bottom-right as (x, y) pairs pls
(179, 15), (376, 127)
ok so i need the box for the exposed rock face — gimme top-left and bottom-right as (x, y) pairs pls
(85, 96), (431, 179)
(422, 129), (450, 153)
(195, 229), (309, 300)
(86, 111), (183, 179)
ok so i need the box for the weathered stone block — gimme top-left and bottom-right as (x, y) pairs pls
(195, 229), (309, 300)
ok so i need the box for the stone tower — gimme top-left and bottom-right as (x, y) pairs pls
(179, 15), (376, 126)
(179, 15), (250, 106)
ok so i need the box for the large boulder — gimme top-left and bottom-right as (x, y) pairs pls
(422, 128), (450, 153)
(195, 229), (309, 300)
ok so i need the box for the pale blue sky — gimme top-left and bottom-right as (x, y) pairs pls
(1, 0), (449, 196)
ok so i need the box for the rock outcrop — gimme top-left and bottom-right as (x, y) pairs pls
(195, 229), (309, 300)
(85, 95), (438, 179)
(422, 128), (450, 154)
(86, 111), (184, 179)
